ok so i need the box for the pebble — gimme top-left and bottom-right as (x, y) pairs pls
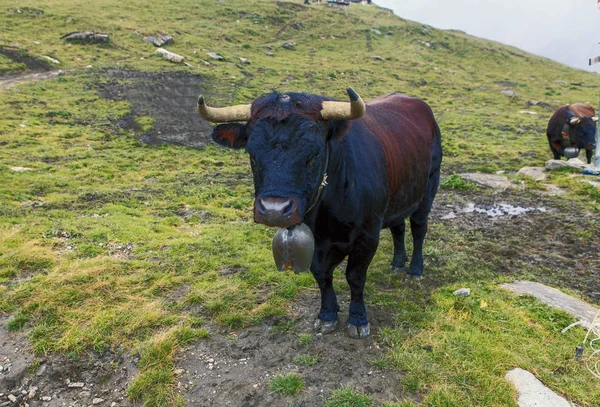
(8, 395), (17, 403)
(453, 287), (471, 297)
(41, 396), (52, 401)
(92, 397), (104, 404)
(68, 382), (85, 388)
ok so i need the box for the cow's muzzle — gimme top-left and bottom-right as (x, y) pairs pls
(254, 197), (301, 227)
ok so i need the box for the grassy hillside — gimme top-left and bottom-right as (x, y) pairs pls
(1, 1), (600, 406)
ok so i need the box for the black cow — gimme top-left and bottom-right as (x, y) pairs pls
(547, 103), (597, 164)
(197, 88), (442, 338)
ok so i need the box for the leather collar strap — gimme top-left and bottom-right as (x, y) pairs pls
(305, 146), (330, 215)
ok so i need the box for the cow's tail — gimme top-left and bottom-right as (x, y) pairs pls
(430, 122), (443, 177)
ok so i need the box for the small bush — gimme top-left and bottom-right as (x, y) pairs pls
(325, 387), (373, 407)
(440, 174), (477, 191)
(293, 354), (319, 366)
(7, 313), (29, 331)
(269, 373), (304, 396)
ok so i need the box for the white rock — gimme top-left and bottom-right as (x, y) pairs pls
(501, 281), (599, 330)
(453, 288), (470, 297)
(10, 166), (33, 172)
(41, 396), (52, 401)
(518, 167), (547, 181)
(42, 55), (60, 64)
(92, 398), (104, 404)
(68, 382), (85, 388)
(459, 173), (512, 190)
(506, 368), (573, 407)
(8, 395), (17, 402)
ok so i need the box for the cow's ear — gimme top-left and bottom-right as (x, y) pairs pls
(211, 123), (248, 149)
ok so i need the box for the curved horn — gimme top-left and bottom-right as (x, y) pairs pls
(320, 87), (366, 120)
(592, 117), (598, 122)
(569, 117), (581, 125)
(197, 95), (251, 123)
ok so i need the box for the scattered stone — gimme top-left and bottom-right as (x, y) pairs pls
(459, 173), (512, 191)
(518, 166), (547, 181)
(156, 48), (185, 63)
(368, 55), (383, 61)
(206, 52), (224, 61)
(41, 396), (51, 401)
(554, 80), (568, 85)
(41, 56), (60, 65)
(540, 184), (566, 196)
(495, 81), (518, 87)
(238, 57), (250, 64)
(266, 52), (274, 56)
(7, 395), (17, 403)
(453, 288), (470, 297)
(519, 110), (537, 115)
(526, 100), (553, 111)
(501, 281), (599, 330)
(174, 368), (185, 376)
(501, 89), (521, 97)
(545, 158), (587, 170)
(9, 166), (33, 172)
(20, 201), (44, 208)
(143, 34), (173, 47)
(27, 388), (36, 399)
(67, 382), (85, 388)
(61, 31), (109, 43)
(370, 28), (382, 35)
(92, 398), (104, 404)
(282, 43), (296, 50)
(505, 368), (572, 407)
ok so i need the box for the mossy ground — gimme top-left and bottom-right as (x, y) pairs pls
(2, 1), (600, 406)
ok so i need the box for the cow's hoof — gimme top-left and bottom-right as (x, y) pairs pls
(390, 265), (406, 274)
(346, 323), (370, 339)
(314, 318), (337, 334)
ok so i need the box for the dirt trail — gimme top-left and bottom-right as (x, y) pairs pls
(0, 316), (136, 406)
(177, 294), (403, 407)
(0, 70), (63, 90)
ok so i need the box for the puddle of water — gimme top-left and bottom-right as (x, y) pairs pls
(458, 203), (547, 217)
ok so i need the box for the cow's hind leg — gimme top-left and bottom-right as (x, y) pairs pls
(311, 245), (346, 334)
(390, 221), (408, 274)
(345, 228), (380, 339)
(407, 170), (440, 280)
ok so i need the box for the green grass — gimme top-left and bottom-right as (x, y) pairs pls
(440, 174), (477, 191)
(293, 354), (319, 366)
(1, 0), (600, 406)
(269, 373), (305, 396)
(298, 333), (314, 345)
(325, 387), (374, 407)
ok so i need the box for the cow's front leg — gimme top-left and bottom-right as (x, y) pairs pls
(311, 245), (345, 334)
(345, 229), (380, 339)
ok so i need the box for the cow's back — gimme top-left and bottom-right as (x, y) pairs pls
(569, 103), (595, 117)
(548, 104), (596, 137)
(354, 93), (439, 220)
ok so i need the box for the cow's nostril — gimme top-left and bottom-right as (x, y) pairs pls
(282, 200), (296, 217)
(257, 198), (267, 215)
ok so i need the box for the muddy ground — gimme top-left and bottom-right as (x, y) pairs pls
(2, 69), (600, 406)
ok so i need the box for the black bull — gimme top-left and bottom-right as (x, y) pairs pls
(547, 103), (597, 164)
(198, 89), (442, 338)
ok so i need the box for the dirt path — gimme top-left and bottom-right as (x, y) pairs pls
(0, 70), (64, 90)
(0, 316), (136, 406)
